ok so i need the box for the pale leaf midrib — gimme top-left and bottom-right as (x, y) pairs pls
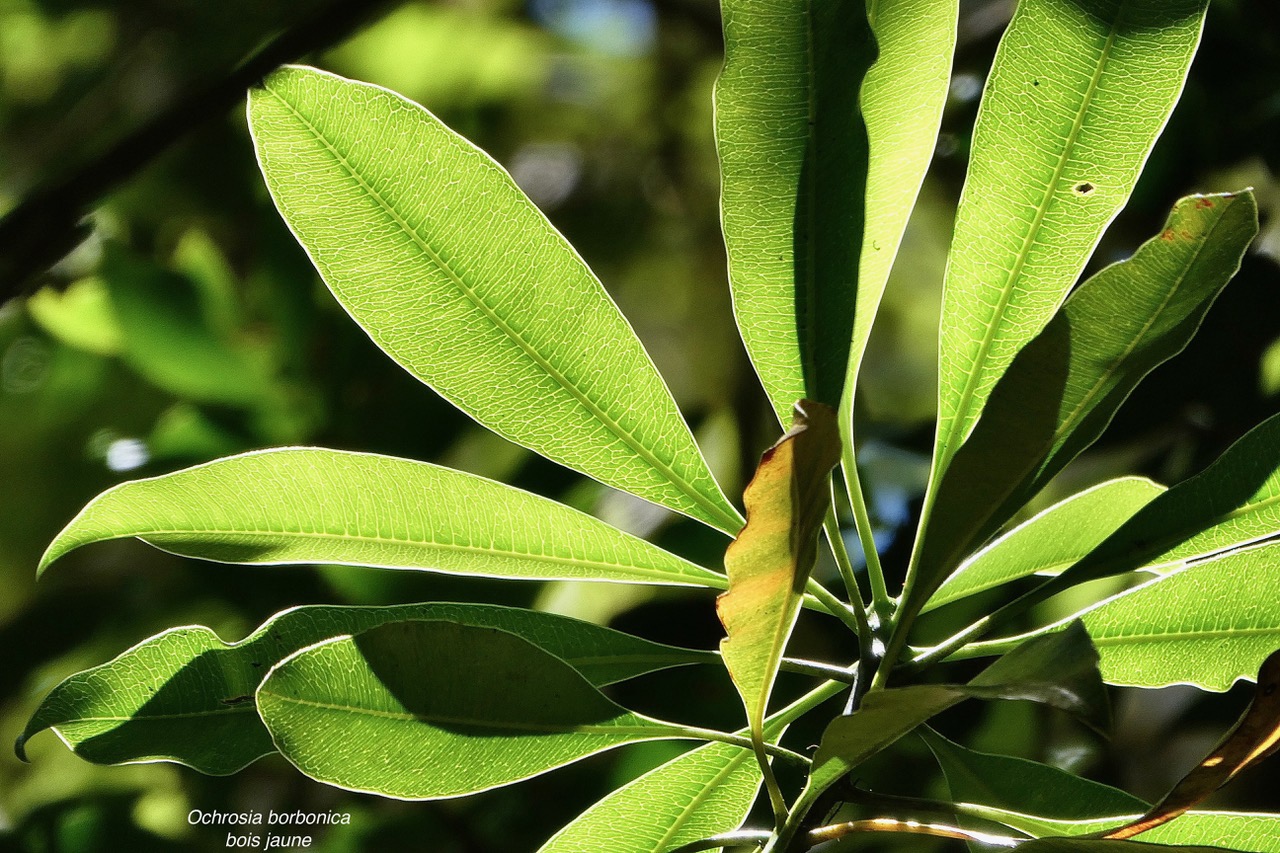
(942, 17), (1121, 468)
(262, 85), (734, 532)
(1091, 624), (1280, 647)
(54, 705), (258, 726)
(113, 523), (720, 585)
(1104, 490), (1280, 573)
(260, 691), (666, 739)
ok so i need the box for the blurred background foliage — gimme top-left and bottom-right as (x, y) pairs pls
(0, 0), (1277, 850)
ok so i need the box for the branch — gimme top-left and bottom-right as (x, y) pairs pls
(0, 0), (401, 302)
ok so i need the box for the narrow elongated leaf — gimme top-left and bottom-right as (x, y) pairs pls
(717, 402), (840, 775)
(538, 732), (780, 853)
(925, 478), (1164, 613)
(715, 0), (875, 417)
(40, 448), (721, 588)
(919, 192), (1257, 595)
(257, 620), (702, 799)
(845, 0), (958, 407)
(772, 625), (1105, 850)
(1019, 838), (1238, 853)
(927, 731), (1280, 852)
(16, 603), (712, 773)
(1081, 548), (1280, 690)
(248, 66), (740, 533)
(1101, 650), (1280, 840)
(932, 0), (1209, 479)
(926, 728), (1146, 826)
(1140, 817), (1280, 852)
(1031, 413), (1280, 609)
(955, 544), (1280, 690)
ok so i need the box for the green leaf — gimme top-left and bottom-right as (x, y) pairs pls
(1032, 412), (1280, 609)
(16, 603), (712, 773)
(1018, 838), (1241, 853)
(847, 0), (958, 405)
(927, 731), (1280, 852)
(926, 728), (1145, 827)
(1140, 817), (1280, 852)
(930, 0), (1209, 486)
(924, 477), (1165, 613)
(537, 739), (768, 853)
(1079, 543), (1280, 691)
(966, 622), (1110, 736)
(717, 401), (839, 817)
(40, 448), (722, 588)
(918, 192), (1256, 595)
(257, 620), (700, 799)
(247, 65), (740, 533)
(715, 0), (876, 417)
(771, 625), (1106, 850)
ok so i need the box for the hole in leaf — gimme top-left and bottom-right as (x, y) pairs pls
(1073, 181), (1096, 196)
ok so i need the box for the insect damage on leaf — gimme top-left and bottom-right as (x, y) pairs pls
(1098, 648), (1280, 840)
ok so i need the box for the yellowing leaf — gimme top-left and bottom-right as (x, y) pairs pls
(717, 400), (840, 816)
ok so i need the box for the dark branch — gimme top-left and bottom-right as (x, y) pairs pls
(0, 0), (400, 303)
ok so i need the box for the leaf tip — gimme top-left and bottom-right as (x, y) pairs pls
(35, 542), (60, 579)
(14, 729), (34, 763)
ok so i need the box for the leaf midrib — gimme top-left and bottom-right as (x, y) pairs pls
(942, 16), (1121, 466)
(260, 690), (669, 739)
(55, 705), (259, 725)
(262, 84), (737, 533)
(1102, 491), (1280, 573)
(1091, 624), (1280, 646)
(126, 525), (722, 585)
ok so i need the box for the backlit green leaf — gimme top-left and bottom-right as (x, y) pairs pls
(931, 0), (1209, 486)
(846, 0), (958, 411)
(924, 477), (1164, 613)
(715, 0), (875, 417)
(1101, 650), (1280, 840)
(918, 192), (1256, 595)
(16, 603), (712, 773)
(1079, 544), (1280, 691)
(928, 730), (1280, 851)
(257, 620), (703, 799)
(1031, 413), (1280, 606)
(40, 448), (721, 588)
(248, 65), (740, 533)
(1018, 837), (1240, 853)
(537, 739), (767, 853)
